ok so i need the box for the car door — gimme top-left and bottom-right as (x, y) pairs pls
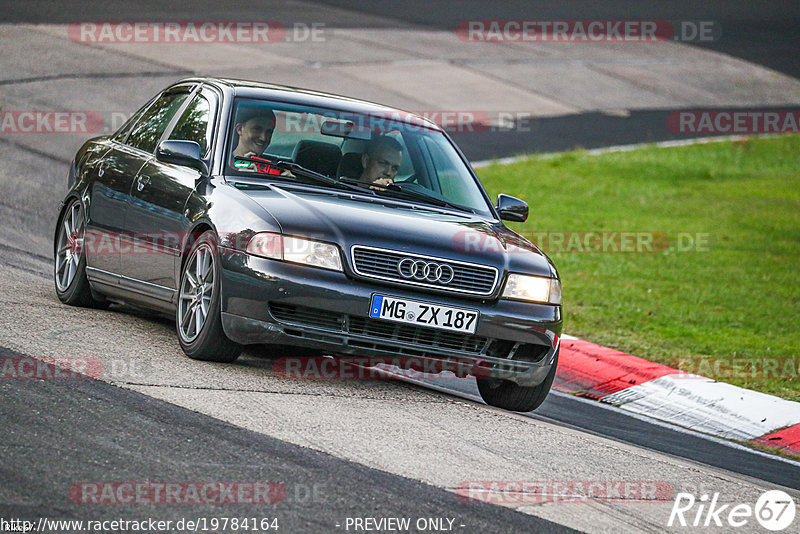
(85, 88), (195, 280)
(121, 90), (216, 294)
(83, 107), (153, 276)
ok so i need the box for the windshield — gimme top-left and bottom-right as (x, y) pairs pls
(226, 98), (493, 216)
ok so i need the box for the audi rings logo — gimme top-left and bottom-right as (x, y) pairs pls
(397, 258), (455, 284)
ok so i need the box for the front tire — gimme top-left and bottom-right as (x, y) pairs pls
(54, 199), (108, 309)
(177, 231), (242, 362)
(477, 350), (558, 412)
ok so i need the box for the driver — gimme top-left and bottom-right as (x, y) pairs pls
(232, 107), (276, 158)
(359, 135), (403, 186)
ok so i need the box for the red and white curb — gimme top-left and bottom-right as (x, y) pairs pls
(555, 335), (800, 458)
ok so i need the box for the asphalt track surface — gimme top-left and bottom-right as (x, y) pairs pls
(413, 376), (800, 490)
(317, 0), (800, 159)
(5, 1), (799, 78)
(2, 258), (799, 533)
(2, 1), (800, 533)
(3, 0), (800, 160)
(315, 1), (800, 79)
(1, 346), (574, 533)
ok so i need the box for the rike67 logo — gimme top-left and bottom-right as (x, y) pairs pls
(669, 490), (796, 530)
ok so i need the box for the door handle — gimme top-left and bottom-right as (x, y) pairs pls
(136, 175), (151, 192)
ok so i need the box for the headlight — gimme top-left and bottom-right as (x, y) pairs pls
(246, 232), (342, 272)
(283, 236), (342, 271)
(502, 274), (561, 305)
(246, 232), (282, 259)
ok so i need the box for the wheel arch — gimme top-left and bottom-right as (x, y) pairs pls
(53, 193), (85, 256)
(179, 220), (216, 273)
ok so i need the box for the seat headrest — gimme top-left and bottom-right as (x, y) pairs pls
(337, 152), (364, 179)
(292, 140), (342, 177)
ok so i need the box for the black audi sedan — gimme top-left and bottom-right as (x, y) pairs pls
(54, 77), (562, 412)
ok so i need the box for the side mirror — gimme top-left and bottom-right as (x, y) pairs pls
(156, 140), (208, 175)
(496, 194), (529, 222)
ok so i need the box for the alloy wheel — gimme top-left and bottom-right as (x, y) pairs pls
(178, 243), (215, 343)
(55, 201), (84, 292)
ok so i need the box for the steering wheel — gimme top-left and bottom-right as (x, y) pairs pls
(395, 174), (419, 185)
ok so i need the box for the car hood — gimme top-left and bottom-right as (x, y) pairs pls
(240, 185), (554, 278)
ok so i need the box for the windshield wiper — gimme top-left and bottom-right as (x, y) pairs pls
(231, 156), (374, 195)
(366, 181), (475, 213)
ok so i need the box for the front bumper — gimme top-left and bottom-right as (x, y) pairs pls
(219, 253), (562, 387)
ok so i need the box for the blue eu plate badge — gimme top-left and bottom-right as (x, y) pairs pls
(370, 295), (384, 318)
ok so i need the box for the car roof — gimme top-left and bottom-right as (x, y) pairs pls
(177, 76), (441, 131)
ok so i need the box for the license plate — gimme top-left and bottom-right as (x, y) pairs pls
(369, 294), (479, 334)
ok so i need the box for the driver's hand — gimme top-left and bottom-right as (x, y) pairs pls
(371, 178), (393, 189)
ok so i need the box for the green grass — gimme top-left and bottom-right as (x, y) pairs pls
(476, 135), (800, 401)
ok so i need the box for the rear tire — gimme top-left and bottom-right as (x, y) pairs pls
(477, 350), (558, 412)
(177, 231), (242, 363)
(54, 199), (109, 309)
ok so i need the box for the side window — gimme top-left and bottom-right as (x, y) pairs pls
(113, 96), (156, 143)
(126, 92), (190, 153)
(168, 94), (212, 155)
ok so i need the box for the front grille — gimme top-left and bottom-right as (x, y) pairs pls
(351, 246), (498, 296)
(268, 303), (548, 367)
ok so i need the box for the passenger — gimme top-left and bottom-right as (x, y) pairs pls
(359, 135), (403, 186)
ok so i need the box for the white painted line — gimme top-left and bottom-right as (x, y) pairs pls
(602, 374), (800, 441)
(471, 133), (785, 168)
